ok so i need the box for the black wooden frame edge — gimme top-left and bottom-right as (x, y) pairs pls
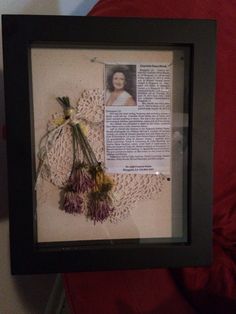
(2, 15), (216, 274)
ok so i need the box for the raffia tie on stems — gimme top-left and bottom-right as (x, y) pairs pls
(38, 96), (115, 223)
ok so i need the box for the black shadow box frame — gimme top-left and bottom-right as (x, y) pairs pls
(2, 15), (216, 274)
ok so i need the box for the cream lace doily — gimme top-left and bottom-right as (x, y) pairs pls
(39, 89), (166, 222)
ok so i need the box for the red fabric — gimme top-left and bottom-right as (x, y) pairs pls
(64, 1), (236, 313)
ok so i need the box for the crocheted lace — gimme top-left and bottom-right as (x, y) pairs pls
(38, 89), (166, 222)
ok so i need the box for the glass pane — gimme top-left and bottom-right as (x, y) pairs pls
(31, 47), (189, 243)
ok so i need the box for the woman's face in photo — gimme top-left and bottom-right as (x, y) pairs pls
(112, 72), (125, 91)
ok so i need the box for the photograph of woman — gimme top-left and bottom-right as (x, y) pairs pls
(105, 65), (136, 106)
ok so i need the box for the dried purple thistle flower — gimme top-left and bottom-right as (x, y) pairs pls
(87, 193), (115, 223)
(70, 162), (94, 193)
(63, 190), (83, 214)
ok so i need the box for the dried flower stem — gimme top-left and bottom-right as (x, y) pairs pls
(55, 96), (115, 222)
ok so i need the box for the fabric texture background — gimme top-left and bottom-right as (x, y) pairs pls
(63, 1), (236, 313)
